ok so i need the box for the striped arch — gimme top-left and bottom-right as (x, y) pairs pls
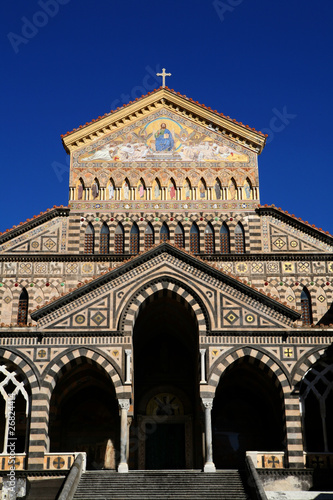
(292, 347), (328, 386)
(207, 346), (290, 397)
(119, 277), (209, 335)
(0, 348), (39, 391)
(41, 347), (125, 397)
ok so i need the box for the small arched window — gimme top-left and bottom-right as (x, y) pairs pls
(100, 223), (110, 254)
(190, 223), (200, 253)
(174, 223), (184, 249)
(114, 223), (124, 254)
(17, 288), (28, 325)
(220, 223), (230, 254)
(160, 223), (169, 243)
(144, 223), (154, 251)
(205, 223), (215, 254)
(301, 287), (313, 326)
(235, 223), (245, 254)
(84, 223), (95, 254)
(130, 223), (139, 254)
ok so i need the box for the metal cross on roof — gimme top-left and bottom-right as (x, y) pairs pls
(156, 68), (171, 88)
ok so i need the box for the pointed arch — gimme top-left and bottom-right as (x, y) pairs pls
(114, 222), (124, 254)
(235, 222), (245, 254)
(137, 178), (146, 200)
(174, 222), (184, 248)
(144, 222), (154, 251)
(100, 223), (110, 254)
(91, 178), (100, 200)
(17, 288), (28, 325)
(84, 223), (95, 254)
(220, 223), (230, 254)
(160, 222), (169, 243)
(77, 178), (85, 201)
(204, 222), (215, 254)
(190, 222), (200, 253)
(301, 287), (313, 326)
(107, 178), (115, 200)
(213, 178), (222, 200)
(183, 178), (192, 200)
(168, 178), (176, 200)
(198, 178), (206, 200)
(152, 178), (161, 200)
(228, 178), (237, 200)
(130, 222), (139, 254)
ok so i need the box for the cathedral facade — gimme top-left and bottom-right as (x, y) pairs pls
(0, 87), (332, 480)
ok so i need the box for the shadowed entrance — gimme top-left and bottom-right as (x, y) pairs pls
(212, 357), (285, 468)
(132, 291), (201, 470)
(49, 361), (120, 469)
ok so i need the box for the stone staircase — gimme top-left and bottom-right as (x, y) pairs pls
(73, 470), (250, 499)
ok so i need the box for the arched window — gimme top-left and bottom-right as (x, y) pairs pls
(235, 223), (245, 254)
(130, 223), (139, 254)
(144, 223), (154, 251)
(220, 223), (230, 253)
(17, 288), (28, 325)
(114, 223), (124, 254)
(205, 223), (215, 254)
(160, 222), (169, 243)
(84, 223), (95, 254)
(174, 223), (184, 248)
(100, 223), (110, 254)
(190, 223), (200, 253)
(301, 287), (313, 326)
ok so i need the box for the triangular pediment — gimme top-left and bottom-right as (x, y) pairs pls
(62, 88), (266, 156)
(31, 243), (299, 332)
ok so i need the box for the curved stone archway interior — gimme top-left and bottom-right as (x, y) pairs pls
(48, 361), (120, 470)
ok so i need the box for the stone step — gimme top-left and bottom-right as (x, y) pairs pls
(73, 470), (249, 500)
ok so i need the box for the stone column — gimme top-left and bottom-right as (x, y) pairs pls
(285, 391), (305, 468)
(27, 389), (50, 470)
(202, 398), (216, 472)
(200, 349), (206, 383)
(118, 399), (130, 473)
(125, 350), (131, 384)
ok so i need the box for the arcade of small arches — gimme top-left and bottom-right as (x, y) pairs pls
(83, 219), (246, 255)
(70, 175), (259, 202)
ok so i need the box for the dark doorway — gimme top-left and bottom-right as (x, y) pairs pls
(212, 357), (285, 468)
(132, 290), (201, 469)
(49, 361), (120, 469)
(146, 423), (185, 469)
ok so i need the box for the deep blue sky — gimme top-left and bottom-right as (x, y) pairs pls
(1, 0), (332, 234)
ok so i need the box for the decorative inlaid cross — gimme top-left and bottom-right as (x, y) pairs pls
(156, 68), (171, 88)
(268, 456), (279, 468)
(284, 348), (293, 358)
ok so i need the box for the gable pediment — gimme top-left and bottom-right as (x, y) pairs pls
(31, 244), (299, 332)
(62, 89), (266, 156)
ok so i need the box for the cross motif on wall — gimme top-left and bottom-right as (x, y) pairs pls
(284, 348), (293, 358)
(268, 456), (279, 468)
(156, 68), (171, 88)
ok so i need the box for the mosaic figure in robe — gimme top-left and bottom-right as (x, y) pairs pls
(154, 123), (174, 152)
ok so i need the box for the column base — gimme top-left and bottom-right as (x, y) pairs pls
(118, 462), (129, 473)
(203, 462), (216, 472)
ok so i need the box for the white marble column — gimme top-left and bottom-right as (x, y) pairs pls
(125, 350), (131, 384)
(200, 349), (206, 383)
(202, 398), (216, 472)
(118, 399), (130, 472)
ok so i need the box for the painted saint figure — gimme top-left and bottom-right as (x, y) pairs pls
(169, 183), (176, 200)
(214, 181), (221, 200)
(154, 123), (174, 152)
(78, 183), (83, 200)
(138, 183), (145, 199)
(199, 182), (205, 199)
(244, 181), (251, 199)
(154, 183), (160, 199)
(123, 182), (129, 200)
(92, 181), (99, 199)
(185, 181), (191, 200)
(108, 183), (115, 200)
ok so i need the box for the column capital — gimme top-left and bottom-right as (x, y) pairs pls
(125, 349), (132, 355)
(118, 399), (130, 411)
(202, 398), (214, 410)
